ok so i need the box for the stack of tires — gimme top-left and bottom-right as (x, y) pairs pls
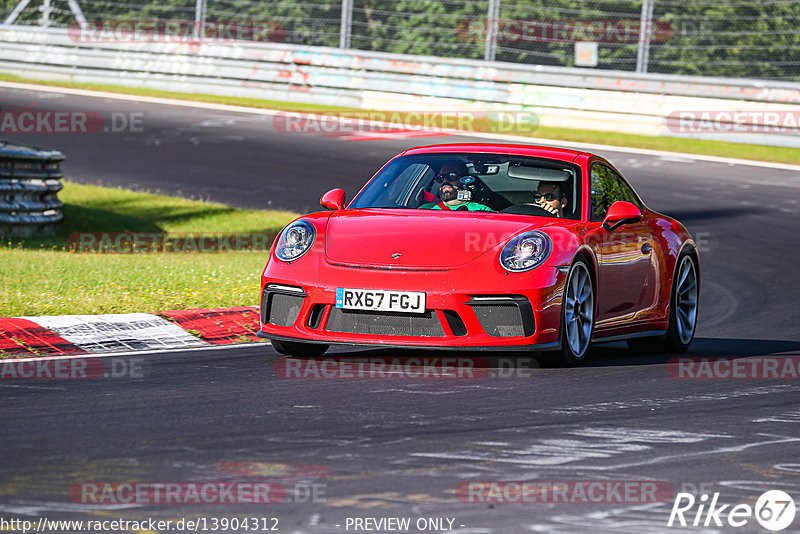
(0, 140), (65, 237)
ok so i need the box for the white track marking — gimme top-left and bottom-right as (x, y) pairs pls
(26, 313), (204, 353)
(530, 384), (796, 415)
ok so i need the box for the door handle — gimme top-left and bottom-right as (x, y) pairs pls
(641, 242), (652, 254)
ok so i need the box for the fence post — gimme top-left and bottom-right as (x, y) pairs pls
(65, 0), (87, 25)
(38, 0), (52, 27)
(4, 0), (87, 26)
(484, 0), (500, 61)
(636, 0), (654, 73)
(195, 0), (207, 37)
(3, 0), (33, 25)
(340, 0), (353, 49)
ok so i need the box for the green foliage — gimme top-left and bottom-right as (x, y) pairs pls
(650, 1), (800, 80)
(589, 163), (640, 220)
(0, 0), (797, 79)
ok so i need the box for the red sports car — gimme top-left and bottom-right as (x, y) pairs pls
(258, 144), (699, 365)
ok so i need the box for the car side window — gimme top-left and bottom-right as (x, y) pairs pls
(590, 163), (641, 221)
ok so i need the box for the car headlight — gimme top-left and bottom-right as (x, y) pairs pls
(275, 220), (316, 261)
(499, 231), (551, 272)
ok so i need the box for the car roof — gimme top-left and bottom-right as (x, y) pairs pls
(399, 143), (589, 163)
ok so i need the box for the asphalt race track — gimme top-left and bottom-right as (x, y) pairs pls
(2, 84), (800, 533)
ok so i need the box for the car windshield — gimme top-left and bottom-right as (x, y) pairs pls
(349, 153), (581, 219)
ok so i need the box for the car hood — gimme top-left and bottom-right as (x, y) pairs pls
(324, 209), (547, 269)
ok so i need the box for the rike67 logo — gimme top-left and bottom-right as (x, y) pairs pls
(668, 490), (796, 531)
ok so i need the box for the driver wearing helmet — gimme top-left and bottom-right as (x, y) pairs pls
(420, 162), (493, 212)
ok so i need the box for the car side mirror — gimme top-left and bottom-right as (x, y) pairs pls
(602, 201), (642, 231)
(320, 188), (346, 211)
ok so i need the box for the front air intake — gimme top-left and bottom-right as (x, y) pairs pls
(326, 308), (445, 337)
(468, 296), (535, 337)
(261, 286), (305, 327)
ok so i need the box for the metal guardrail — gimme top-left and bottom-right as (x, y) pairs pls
(0, 139), (65, 237)
(2, 25), (799, 103)
(1, 25), (799, 147)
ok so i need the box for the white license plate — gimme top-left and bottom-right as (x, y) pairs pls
(335, 288), (426, 314)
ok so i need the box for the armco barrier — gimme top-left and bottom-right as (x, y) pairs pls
(1, 25), (799, 147)
(0, 139), (65, 237)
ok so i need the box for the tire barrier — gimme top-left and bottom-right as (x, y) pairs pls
(0, 139), (65, 237)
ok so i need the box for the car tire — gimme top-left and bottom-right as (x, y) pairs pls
(271, 339), (329, 357)
(558, 258), (595, 366)
(627, 251), (698, 354)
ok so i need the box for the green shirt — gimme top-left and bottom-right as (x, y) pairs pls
(420, 201), (494, 212)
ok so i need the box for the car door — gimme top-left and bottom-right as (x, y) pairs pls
(589, 163), (654, 324)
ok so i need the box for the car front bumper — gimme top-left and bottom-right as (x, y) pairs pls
(259, 255), (566, 350)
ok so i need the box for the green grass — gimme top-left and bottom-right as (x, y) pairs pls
(0, 72), (350, 113)
(1, 181), (297, 316)
(2, 72), (798, 165)
(527, 125), (800, 165)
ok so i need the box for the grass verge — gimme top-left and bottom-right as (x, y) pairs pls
(2, 72), (798, 165)
(1, 180), (297, 316)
